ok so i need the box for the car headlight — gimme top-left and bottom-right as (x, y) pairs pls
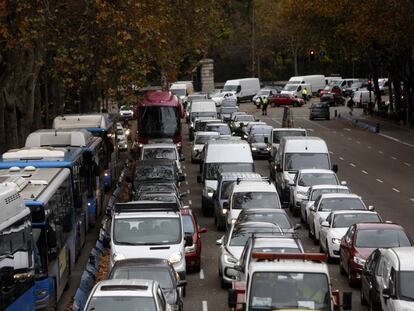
(266, 146), (271, 151)
(104, 172), (109, 177)
(223, 253), (238, 265)
(125, 129), (130, 136)
(243, 134), (248, 139)
(222, 208), (228, 215)
(176, 142), (182, 148)
(169, 252), (182, 264)
(207, 187), (215, 197)
(251, 147), (257, 151)
(185, 244), (196, 253)
(112, 253), (126, 262)
(353, 256), (366, 266)
(331, 238), (341, 244)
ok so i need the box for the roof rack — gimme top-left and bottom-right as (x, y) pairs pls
(250, 232), (300, 239)
(115, 202), (180, 213)
(251, 252), (327, 262)
(236, 177), (270, 185)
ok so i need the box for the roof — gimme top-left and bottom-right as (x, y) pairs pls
(298, 169), (336, 174)
(194, 131), (220, 137)
(91, 279), (155, 298)
(25, 129), (96, 148)
(387, 247), (414, 271)
(310, 184), (349, 190)
(0, 185), (30, 231)
(330, 210), (379, 216)
(253, 237), (301, 249)
(273, 128), (307, 132)
(142, 144), (177, 149)
(319, 193), (360, 200)
(205, 140), (252, 163)
(282, 136), (328, 153)
(235, 221), (280, 230)
(139, 90), (180, 107)
(232, 181), (276, 193)
(250, 258), (329, 274)
(53, 113), (111, 130)
(354, 222), (404, 230)
(218, 172), (262, 181)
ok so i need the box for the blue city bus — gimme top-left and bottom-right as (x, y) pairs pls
(0, 168), (75, 310)
(0, 185), (35, 311)
(0, 148), (88, 262)
(53, 114), (118, 191)
(25, 129), (105, 226)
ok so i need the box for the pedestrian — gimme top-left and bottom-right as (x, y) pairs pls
(302, 87), (308, 103)
(261, 96), (268, 116)
(348, 98), (355, 115)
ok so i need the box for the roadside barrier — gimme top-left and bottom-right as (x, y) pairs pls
(337, 112), (380, 133)
(72, 161), (129, 311)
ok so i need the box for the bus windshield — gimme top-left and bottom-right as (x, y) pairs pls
(139, 106), (179, 138)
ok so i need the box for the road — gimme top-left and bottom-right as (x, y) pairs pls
(180, 102), (414, 311)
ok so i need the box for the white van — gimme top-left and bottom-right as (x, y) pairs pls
(197, 140), (254, 216)
(281, 83), (312, 98)
(170, 81), (194, 103)
(286, 75), (326, 94)
(223, 78), (260, 102)
(189, 100), (217, 124)
(273, 136), (336, 204)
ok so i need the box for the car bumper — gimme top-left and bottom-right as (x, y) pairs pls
(328, 242), (340, 258)
(220, 258), (237, 284)
(251, 148), (270, 157)
(174, 259), (186, 280)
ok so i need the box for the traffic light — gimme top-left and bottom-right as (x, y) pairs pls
(309, 49), (315, 61)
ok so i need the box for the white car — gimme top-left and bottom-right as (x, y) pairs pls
(191, 131), (219, 163)
(308, 193), (372, 243)
(300, 184), (350, 226)
(116, 126), (128, 151)
(119, 105), (134, 120)
(210, 91), (237, 107)
(140, 144), (184, 174)
(216, 221), (281, 288)
(83, 279), (171, 311)
(319, 210), (382, 260)
(289, 169), (343, 216)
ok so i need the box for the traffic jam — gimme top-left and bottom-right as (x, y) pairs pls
(1, 77), (413, 311)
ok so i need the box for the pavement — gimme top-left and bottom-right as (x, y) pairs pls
(61, 102), (414, 311)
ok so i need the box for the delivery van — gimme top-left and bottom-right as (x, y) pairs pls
(223, 78), (260, 102)
(286, 75), (326, 94)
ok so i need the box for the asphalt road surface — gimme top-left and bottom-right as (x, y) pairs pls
(60, 102), (414, 311)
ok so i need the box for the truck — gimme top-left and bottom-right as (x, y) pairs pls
(227, 253), (352, 311)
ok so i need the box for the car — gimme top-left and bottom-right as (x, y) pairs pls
(246, 124), (272, 158)
(183, 93), (208, 110)
(308, 193), (371, 243)
(116, 126), (128, 151)
(309, 102), (330, 120)
(83, 279), (171, 311)
(133, 159), (185, 190)
(180, 207), (207, 272)
(140, 144), (185, 174)
(204, 122), (231, 136)
(339, 222), (413, 286)
(134, 192), (185, 208)
(320, 93), (345, 106)
(235, 208), (301, 234)
(229, 111), (246, 122)
(268, 93), (305, 107)
(319, 210), (382, 261)
(219, 106), (239, 122)
(191, 118), (220, 141)
(229, 114), (256, 132)
(108, 258), (186, 310)
(269, 127), (307, 163)
(319, 84), (342, 96)
(216, 221), (282, 288)
(191, 131), (220, 163)
(360, 248), (385, 310)
(119, 105), (135, 120)
(252, 87), (280, 105)
(289, 169), (342, 216)
(300, 184), (351, 227)
(210, 91), (237, 107)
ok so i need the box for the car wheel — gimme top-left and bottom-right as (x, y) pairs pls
(339, 255), (346, 275)
(348, 266), (356, 287)
(194, 262), (201, 273)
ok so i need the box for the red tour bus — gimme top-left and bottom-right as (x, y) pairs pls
(135, 90), (185, 150)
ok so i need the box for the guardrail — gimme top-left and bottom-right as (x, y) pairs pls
(72, 161), (129, 311)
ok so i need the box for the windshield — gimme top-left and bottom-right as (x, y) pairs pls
(283, 84), (299, 91)
(138, 106), (179, 138)
(257, 90), (270, 96)
(235, 115), (255, 122)
(114, 217), (181, 245)
(137, 194), (178, 204)
(223, 85), (239, 92)
(171, 88), (186, 96)
(249, 272), (330, 310)
(221, 107), (237, 114)
(311, 188), (350, 200)
(284, 153), (330, 171)
(134, 165), (174, 183)
(332, 213), (381, 228)
(318, 198), (365, 212)
(250, 134), (270, 143)
(195, 135), (217, 144)
(86, 297), (156, 311)
(232, 192), (280, 210)
(205, 163), (254, 180)
(251, 127), (272, 135)
(191, 111), (217, 121)
(297, 173), (338, 187)
(182, 215), (195, 234)
(137, 184), (176, 194)
(272, 130), (306, 144)
(400, 271), (414, 301)
(253, 247), (301, 254)
(111, 268), (173, 288)
(142, 148), (177, 160)
(355, 229), (411, 248)
(240, 213), (290, 228)
(230, 227), (277, 246)
(206, 124), (231, 135)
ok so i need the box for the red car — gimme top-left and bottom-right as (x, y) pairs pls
(181, 208), (207, 272)
(339, 222), (412, 286)
(319, 85), (342, 96)
(269, 93), (305, 107)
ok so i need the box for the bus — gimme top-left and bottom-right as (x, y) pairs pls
(135, 90), (185, 151)
(25, 129), (104, 226)
(52, 113), (118, 190)
(0, 168), (75, 310)
(0, 185), (35, 311)
(0, 147), (87, 261)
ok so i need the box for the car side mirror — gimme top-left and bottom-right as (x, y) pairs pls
(368, 205), (375, 211)
(184, 235), (193, 247)
(342, 292), (352, 310)
(197, 175), (202, 183)
(199, 227), (207, 234)
(225, 267), (239, 280)
(177, 280), (187, 287)
(341, 180), (347, 186)
(216, 236), (224, 246)
(228, 288), (237, 309)
(180, 192), (187, 198)
(321, 221), (329, 228)
(309, 206), (316, 212)
(294, 224), (301, 230)
(382, 287), (394, 300)
(332, 164), (338, 173)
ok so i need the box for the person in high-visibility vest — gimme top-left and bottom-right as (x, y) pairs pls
(261, 96), (269, 115)
(302, 87), (308, 102)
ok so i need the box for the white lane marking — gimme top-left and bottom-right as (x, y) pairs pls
(347, 137), (352, 141)
(357, 141), (361, 144)
(368, 146), (372, 149)
(185, 181), (189, 185)
(200, 269), (205, 279)
(344, 128), (351, 131)
(340, 134), (344, 137)
(379, 133), (414, 148)
(188, 200), (192, 205)
(392, 188), (400, 193)
(184, 172), (187, 177)
(350, 163), (356, 167)
(271, 118), (283, 126)
(202, 301), (208, 311)
(307, 128), (315, 132)
(329, 151), (334, 154)
(410, 198), (414, 202)
(405, 162), (411, 167)
(378, 150), (383, 154)
(361, 170), (368, 174)
(376, 178), (383, 183)
(391, 156), (397, 160)
(339, 157), (344, 161)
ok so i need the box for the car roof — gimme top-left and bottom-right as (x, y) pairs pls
(142, 144), (177, 149)
(310, 185), (349, 190)
(232, 181), (276, 192)
(298, 169), (335, 174)
(92, 279), (155, 297)
(251, 259), (329, 274)
(195, 131), (220, 137)
(387, 247), (414, 271)
(330, 210), (378, 216)
(235, 221), (280, 229)
(135, 159), (176, 166)
(219, 172), (262, 181)
(273, 128), (306, 132)
(354, 222), (405, 230)
(111, 258), (171, 270)
(319, 193), (360, 200)
(253, 237), (301, 249)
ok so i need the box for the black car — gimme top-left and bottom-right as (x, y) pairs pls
(109, 258), (187, 310)
(133, 159), (185, 190)
(360, 248), (383, 310)
(320, 93), (345, 107)
(309, 102), (330, 120)
(135, 191), (184, 208)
